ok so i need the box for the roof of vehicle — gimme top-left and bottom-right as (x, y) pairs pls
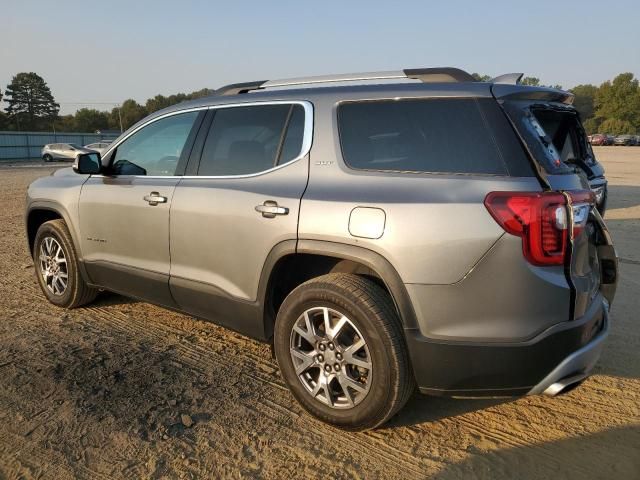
(135, 67), (575, 128)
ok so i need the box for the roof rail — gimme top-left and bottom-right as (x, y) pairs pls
(491, 73), (524, 85)
(215, 80), (267, 96)
(215, 67), (476, 95)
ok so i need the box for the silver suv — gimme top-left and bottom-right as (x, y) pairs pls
(42, 143), (94, 162)
(26, 68), (618, 430)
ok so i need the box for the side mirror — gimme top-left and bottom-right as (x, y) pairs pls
(73, 152), (102, 174)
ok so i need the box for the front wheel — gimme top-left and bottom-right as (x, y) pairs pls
(274, 273), (414, 430)
(42, 154), (53, 162)
(34, 219), (98, 308)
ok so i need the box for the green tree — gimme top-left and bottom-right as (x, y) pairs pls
(113, 99), (147, 130)
(146, 94), (171, 113)
(594, 73), (640, 131)
(54, 114), (76, 132)
(471, 73), (492, 82)
(583, 117), (602, 135)
(187, 88), (214, 99)
(73, 108), (109, 132)
(571, 84), (598, 121)
(598, 118), (635, 135)
(3, 72), (59, 130)
(144, 88), (212, 114)
(521, 76), (540, 86)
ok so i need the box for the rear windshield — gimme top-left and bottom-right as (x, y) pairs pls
(338, 98), (532, 176)
(501, 102), (594, 174)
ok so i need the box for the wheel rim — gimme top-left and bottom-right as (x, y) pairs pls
(38, 236), (68, 296)
(289, 306), (372, 409)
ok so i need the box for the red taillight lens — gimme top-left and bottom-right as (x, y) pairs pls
(484, 192), (568, 266)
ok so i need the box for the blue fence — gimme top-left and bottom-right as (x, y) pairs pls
(0, 131), (120, 160)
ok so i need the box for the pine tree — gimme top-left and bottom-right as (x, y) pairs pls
(4, 72), (60, 130)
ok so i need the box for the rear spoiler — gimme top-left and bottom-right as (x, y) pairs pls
(491, 83), (574, 105)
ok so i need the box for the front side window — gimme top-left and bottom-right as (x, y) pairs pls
(111, 111), (199, 176)
(198, 104), (305, 176)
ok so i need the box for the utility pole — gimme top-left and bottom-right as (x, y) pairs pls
(118, 106), (123, 133)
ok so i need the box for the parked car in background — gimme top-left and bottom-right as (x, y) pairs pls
(590, 134), (607, 146)
(605, 135), (615, 145)
(26, 68), (617, 429)
(634, 135), (640, 146)
(41, 143), (94, 162)
(614, 135), (635, 146)
(84, 141), (113, 155)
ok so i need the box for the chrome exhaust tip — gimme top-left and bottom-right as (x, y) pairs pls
(543, 373), (588, 396)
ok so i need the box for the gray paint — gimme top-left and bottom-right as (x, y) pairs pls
(25, 78), (617, 395)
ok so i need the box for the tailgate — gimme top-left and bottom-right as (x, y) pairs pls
(492, 87), (618, 315)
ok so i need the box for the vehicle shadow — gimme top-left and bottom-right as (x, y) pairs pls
(92, 290), (139, 307)
(430, 424), (640, 479)
(388, 394), (507, 428)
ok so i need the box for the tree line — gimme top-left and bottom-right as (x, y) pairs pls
(472, 72), (640, 135)
(0, 72), (214, 133)
(1, 71), (639, 134)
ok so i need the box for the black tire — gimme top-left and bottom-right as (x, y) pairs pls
(33, 219), (98, 308)
(274, 273), (414, 430)
(43, 154), (53, 162)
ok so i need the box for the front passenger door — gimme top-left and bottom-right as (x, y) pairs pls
(79, 110), (203, 305)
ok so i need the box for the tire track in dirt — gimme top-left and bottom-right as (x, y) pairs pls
(3, 163), (640, 479)
(80, 304), (435, 476)
(0, 430), (116, 480)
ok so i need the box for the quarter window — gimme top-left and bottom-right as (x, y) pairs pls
(338, 98), (514, 175)
(111, 111), (199, 176)
(198, 104), (305, 176)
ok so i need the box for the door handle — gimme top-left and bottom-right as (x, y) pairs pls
(255, 200), (289, 218)
(144, 192), (167, 206)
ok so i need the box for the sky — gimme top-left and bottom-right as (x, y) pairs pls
(2, 0), (639, 114)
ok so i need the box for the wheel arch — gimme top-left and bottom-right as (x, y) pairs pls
(26, 202), (90, 282)
(259, 239), (418, 339)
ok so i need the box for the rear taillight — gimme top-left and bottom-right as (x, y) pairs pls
(484, 190), (595, 266)
(484, 191), (568, 266)
(567, 190), (595, 238)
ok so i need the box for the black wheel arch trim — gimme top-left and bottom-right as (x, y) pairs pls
(26, 201), (91, 283)
(274, 239), (419, 330)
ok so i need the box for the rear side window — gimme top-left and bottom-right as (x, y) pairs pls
(338, 98), (531, 176)
(198, 104), (305, 176)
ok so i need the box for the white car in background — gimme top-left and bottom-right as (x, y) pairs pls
(41, 143), (94, 162)
(84, 141), (113, 155)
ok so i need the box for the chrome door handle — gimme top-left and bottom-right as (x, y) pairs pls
(255, 201), (289, 218)
(144, 192), (167, 206)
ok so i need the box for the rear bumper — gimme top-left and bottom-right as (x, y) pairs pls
(528, 308), (608, 395)
(407, 295), (608, 397)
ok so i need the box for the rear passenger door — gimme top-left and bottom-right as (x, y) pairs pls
(169, 101), (312, 337)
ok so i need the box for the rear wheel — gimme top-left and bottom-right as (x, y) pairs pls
(34, 219), (98, 308)
(274, 273), (414, 430)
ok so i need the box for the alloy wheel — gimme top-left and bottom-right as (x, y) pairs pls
(289, 306), (372, 409)
(39, 236), (68, 296)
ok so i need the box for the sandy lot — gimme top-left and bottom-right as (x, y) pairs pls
(0, 147), (638, 479)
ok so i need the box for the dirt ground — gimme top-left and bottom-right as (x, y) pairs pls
(0, 147), (638, 480)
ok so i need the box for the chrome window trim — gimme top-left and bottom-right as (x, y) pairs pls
(97, 100), (314, 180)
